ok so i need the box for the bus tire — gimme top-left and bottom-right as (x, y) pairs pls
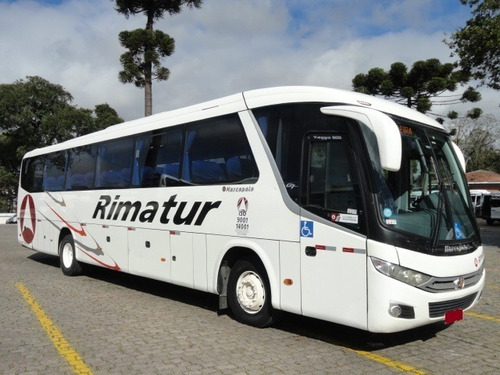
(59, 234), (83, 276)
(486, 219), (493, 226)
(227, 259), (274, 328)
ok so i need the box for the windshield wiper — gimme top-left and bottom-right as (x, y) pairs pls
(430, 182), (445, 251)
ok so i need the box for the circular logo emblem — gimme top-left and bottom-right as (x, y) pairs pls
(19, 195), (36, 244)
(237, 197), (248, 214)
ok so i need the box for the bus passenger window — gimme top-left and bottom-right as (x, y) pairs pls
(68, 146), (97, 190)
(141, 129), (183, 187)
(44, 152), (67, 191)
(21, 156), (45, 193)
(96, 138), (134, 188)
(135, 115), (258, 188)
(131, 136), (150, 187)
(183, 115), (258, 185)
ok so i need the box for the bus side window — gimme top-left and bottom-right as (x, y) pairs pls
(131, 136), (150, 187)
(140, 129), (183, 187)
(183, 115), (258, 185)
(68, 146), (97, 190)
(21, 156), (45, 193)
(44, 151), (67, 191)
(96, 138), (134, 188)
(136, 114), (258, 188)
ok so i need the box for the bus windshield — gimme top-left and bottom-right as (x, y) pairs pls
(373, 121), (479, 254)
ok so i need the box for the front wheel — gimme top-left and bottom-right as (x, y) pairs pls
(227, 259), (275, 328)
(59, 234), (83, 276)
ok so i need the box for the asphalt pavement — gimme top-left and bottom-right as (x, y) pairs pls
(0, 223), (498, 374)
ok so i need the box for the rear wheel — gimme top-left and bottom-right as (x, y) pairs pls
(227, 259), (274, 328)
(59, 234), (83, 276)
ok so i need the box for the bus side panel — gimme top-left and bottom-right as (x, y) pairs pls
(78, 224), (129, 272)
(17, 191), (58, 256)
(193, 233), (208, 292)
(128, 227), (171, 283)
(279, 241), (302, 315)
(300, 219), (368, 330)
(170, 231), (194, 289)
(39, 219), (58, 255)
(31, 217), (53, 255)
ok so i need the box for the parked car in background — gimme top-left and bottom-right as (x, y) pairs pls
(481, 193), (500, 225)
(470, 189), (491, 218)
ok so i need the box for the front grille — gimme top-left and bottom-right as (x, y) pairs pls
(428, 293), (477, 318)
(419, 265), (483, 293)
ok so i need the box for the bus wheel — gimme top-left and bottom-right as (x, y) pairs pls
(227, 259), (274, 328)
(59, 234), (83, 276)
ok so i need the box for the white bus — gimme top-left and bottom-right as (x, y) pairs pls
(18, 86), (485, 333)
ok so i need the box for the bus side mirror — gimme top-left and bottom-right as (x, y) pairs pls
(321, 106), (402, 172)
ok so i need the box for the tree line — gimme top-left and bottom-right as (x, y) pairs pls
(351, 0), (499, 177)
(0, 76), (123, 211)
(352, 0), (499, 122)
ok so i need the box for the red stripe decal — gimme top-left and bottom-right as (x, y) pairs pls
(78, 247), (121, 271)
(47, 205), (87, 237)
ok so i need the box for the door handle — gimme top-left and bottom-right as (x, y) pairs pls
(305, 246), (317, 257)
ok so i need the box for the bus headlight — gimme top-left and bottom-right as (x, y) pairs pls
(371, 257), (431, 287)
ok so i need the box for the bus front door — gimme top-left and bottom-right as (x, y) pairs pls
(299, 132), (368, 330)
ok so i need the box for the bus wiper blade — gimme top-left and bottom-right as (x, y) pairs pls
(431, 182), (446, 251)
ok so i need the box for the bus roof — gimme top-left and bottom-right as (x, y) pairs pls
(243, 86), (443, 130)
(24, 86), (444, 158)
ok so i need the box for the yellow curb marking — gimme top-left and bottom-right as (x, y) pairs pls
(347, 348), (428, 374)
(466, 312), (500, 323)
(18, 281), (495, 374)
(350, 310), (499, 373)
(15, 282), (93, 375)
(486, 284), (500, 290)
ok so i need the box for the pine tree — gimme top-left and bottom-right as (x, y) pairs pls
(115, 0), (203, 116)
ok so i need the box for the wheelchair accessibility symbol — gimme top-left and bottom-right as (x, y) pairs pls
(300, 221), (314, 238)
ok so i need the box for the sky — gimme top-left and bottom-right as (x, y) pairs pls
(0, 0), (498, 122)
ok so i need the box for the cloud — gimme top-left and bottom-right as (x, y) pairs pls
(0, 0), (497, 122)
